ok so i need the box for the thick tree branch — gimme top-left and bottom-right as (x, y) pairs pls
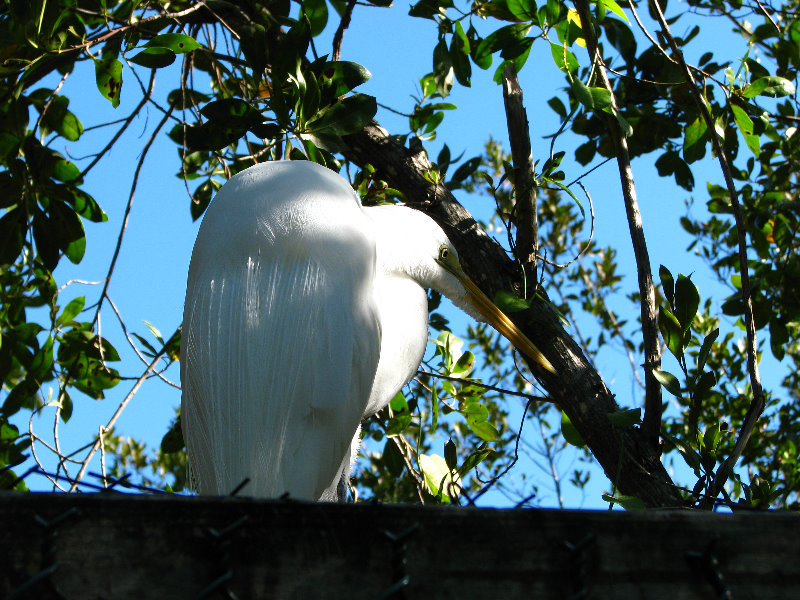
(502, 63), (538, 282)
(343, 123), (685, 508)
(573, 0), (663, 447)
(647, 0), (765, 507)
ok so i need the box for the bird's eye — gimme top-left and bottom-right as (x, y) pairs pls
(438, 245), (450, 261)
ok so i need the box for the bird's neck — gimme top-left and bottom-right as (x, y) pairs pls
(364, 274), (429, 417)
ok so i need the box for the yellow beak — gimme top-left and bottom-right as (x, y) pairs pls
(440, 261), (557, 374)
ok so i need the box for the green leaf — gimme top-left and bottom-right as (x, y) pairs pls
(143, 320), (164, 343)
(95, 55), (123, 108)
(316, 61), (371, 98)
(659, 264), (675, 307)
(696, 328), (719, 372)
(561, 411), (585, 447)
(701, 423), (721, 453)
(57, 390), (73, 423)
(49, 200), (85, 264)
(731, 104), (760, 156)
(606, 408), (641, 427)
(39, 95), (83, 141)
(132, 333), (158, 356)
(433, 38), (454, 97)
(507, 0), (538, 21)
(467, 418), (500, 442)
(444, 439), (457, 471)
(306, 94), (377, 135)
(30, 336), (54, 380)
(652, 369), (682, 398)
(674, 275), (700, 333)
(51, 158), (80, 183)
(464, 400), (489, 422)
(602, 493), (647, 510)
(420, 453), (460, 501)
(129, 47), (176, 68)
(663, 431), (701, 476)
(389, 391), (409, 413)
(572, 78), (612, 111)
(452, 351), (475, 377)
(548, 96), (568, 120)
(383, 438), (405, 477)
(57, 296), (85, 325)
(238, 24), (268, 75)
(494, 289), (531, 313)
(385, 413), (412, 435)
(611, 106), (633, 138)
(459, 448), (494, 475)
(683, 115), (707, 162)
(301, 0), (329, 37)
(658, 308), (684, 359)
(550, 42), (579, 74)
(430, 383), (439, 432)
(145, 33), (201, 53)
(450, 22), (472, 87)
(475, 23), (532, 65)
(200, 98), (263, 127)
(693, 370), (716, 403)
(599, 0), (630, 21)
(545, 0), (561, 25)
(742, 76), (796, 98)
(160, 417), (184, 453)
(447, 156), (481, 188)
(769, 318), (788, 361)
(190, 179), (220, 221)
(67, 189), (107, 223)
(33, 211), (59, 271)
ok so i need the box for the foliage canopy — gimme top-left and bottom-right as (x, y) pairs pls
(0, 0), (798, 510)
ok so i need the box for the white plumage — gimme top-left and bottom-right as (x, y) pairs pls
(181, 160), (553, 501)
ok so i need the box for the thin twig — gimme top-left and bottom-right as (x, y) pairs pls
(332, 0), (358, 62)
(32, 70), (71, 138)
(99, 426), (108, 488)
(79, 70), (157, 180)
(69, 334), (175, 491)
(536, 411), (564, 508)
(392, 435), (426, 504)
(106, 296), (181, 389)
(416, 369), (551, 403)
(536, 182), (596, 269)
(28, 408), (69, 492)
(502, 63), (538, 284)
(646, 0), (765, 506)
(752, 0), (781, 33)
(573, 0), (663, 445)
(93, 101), (175, 326)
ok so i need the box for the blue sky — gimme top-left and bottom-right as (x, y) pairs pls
(13, 2), (772, 507)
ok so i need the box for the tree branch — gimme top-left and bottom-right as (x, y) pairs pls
(93, 99), (174, 326)
(332, 0), (357, 62)
(573, 0), (663, 447)
(646, 0), (765, 507)
(343, 123), (685, 508)
(501, 63), (538, 283)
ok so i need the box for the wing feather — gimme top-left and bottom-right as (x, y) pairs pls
(181, 162), (379, 500)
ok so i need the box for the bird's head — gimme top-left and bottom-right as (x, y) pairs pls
(433, 240), (556, 375)
(371, 205), (556, 375)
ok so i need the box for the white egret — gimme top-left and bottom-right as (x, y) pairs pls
(181, 160), (554, 502)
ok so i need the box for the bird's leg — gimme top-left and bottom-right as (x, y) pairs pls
(336, 425), (363, 502)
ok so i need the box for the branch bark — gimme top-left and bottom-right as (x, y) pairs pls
(502, 63), (538, 283)
(343, 124), (685, 508)
(573, 0), (663, 447)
